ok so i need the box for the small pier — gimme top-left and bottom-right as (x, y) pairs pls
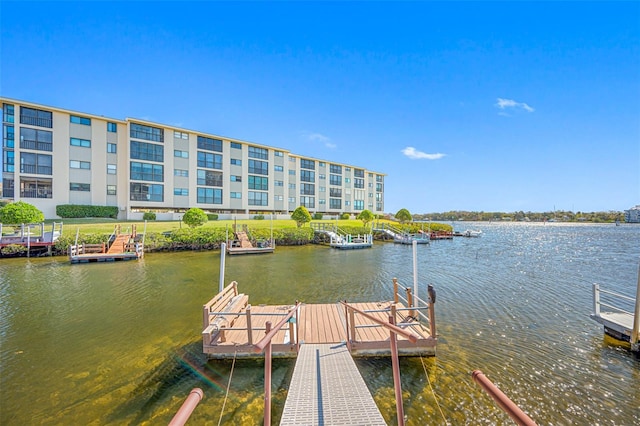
(311, 222), (373, 250)
(0, 222), (62, 256)
(227, 224), (274, 255)
(69, 224), (144, 263)
(590, 266), (640, 352)
(372, 222), (430, 244)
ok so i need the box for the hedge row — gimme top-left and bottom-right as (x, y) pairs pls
(56, 205), (119, 219)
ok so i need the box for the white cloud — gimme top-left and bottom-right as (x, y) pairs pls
(401, 147), (446, 160)
(495, 98), (534, 113)
(305, 132), (336, 149)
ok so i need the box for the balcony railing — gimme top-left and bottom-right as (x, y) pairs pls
(20, 116), (52, 128)
(20, 139), (53, 152)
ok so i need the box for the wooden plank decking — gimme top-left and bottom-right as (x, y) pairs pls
(203, 298), (436, 358)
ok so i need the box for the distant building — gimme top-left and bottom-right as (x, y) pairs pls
(625, 205), (640, 223)
(1, 98), (385, 219)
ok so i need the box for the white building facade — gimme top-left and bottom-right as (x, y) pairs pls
(624, 205), (640, 223)
(1, 98), (385, 220)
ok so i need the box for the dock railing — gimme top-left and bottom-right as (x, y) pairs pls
(391, 277), (437, 338)
(592, 283), (636, 319)
(472, 370), (537, 426)
(252, 302), (300, 426)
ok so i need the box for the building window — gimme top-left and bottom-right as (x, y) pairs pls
(3, 124), (14, 148)
(330, 175), (342, 186)
(2, 178), (14, 197)
(345, 201), (351, 206)
(319, 186), (326, 192)
(345, 167), (351, 172)
(174, 169), (189, 177)
(330, 198), (342, 209)
(275, 195), (283, 201)
(130, 123), (163, 142)
(248, 159), (268, 175)
(330, 188), (342, 197)
(70, 137), (91, 148)
(288, 197), (295, 203)
(274, 150), (284, 157)
(289, 170), (295, 175)
(300, 183), (315, 195)
(131, 141), (164, 162)
(376, 183), (383, 192)
(174, 131), (189, 140)
(289, 183), (296, 189)
(248, 175), (268, 190)
(230, 192), (242, 199)
(230, 175), (242, 182)
(376, 175), (383, 182)
(70, 115), (91, 126)
(300, 159), (315, 170)
(368, 182), (373, 188)
(130, 161), (164, 182)
(107, 122), (117, 132)
(197, 151), (222, 169)
(20, 177), (52, 198)
(197, 187), (222, 204)
(197, 135), (223, 152)
(231, 158), (242, 166)
(248, 146), (268, 160)
(20, 153), (52, 175)
(20, 128), (52, 151)
(3, 104), (15, 123)
(130, 183), (164, 201)
(300, 196), (315, 208)
(174, 188), (189, 196)
(107, 143), (117, 153)
(107, 185), (117, 195)
(70, 160), (91, 170)
(20, 107), (52, 128)
(3, 150), (15, 172)
(319, 174), (326, 180)
(230, 142), (242, 149)
(354, 200), (364, 210)
(274, 165), (283, 172)
(345, 177), (351, 183)
(354, 178), (365, 189)
(70, 182), (91, 191)
(319, 199), (326, 205)
(319, 162), (325, 167)
(330, 164), (342, 174)
(248, 191), (268, 206)
(197, 169), (223, 187)
(275, 180), (284, 187)
(174, 149), (189, 158)
(107, 164), (117, 174)
(300, 170), (315, 182)
(376, 202), (383, 211)
(354, 169), (364, 178)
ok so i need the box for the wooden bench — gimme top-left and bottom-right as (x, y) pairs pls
(202, 282), (249, 345)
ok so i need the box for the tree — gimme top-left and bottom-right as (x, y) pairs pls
(0, 201), (44, 224)
(357, 209), (374, 227)
(291, 206), (312, 228)
(395, 208), (412, 224)
(182, 208), (208, 228)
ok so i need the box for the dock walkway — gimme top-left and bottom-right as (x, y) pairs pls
(279, 343), (386, 426)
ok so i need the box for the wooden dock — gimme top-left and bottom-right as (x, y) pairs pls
(227, 226), (274, 255)
(202, 281), (436, 359)
(69, 224), (144, 263)
(279, 343), (386, 426)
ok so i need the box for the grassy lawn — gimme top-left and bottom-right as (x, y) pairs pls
(45, 218), (381, 236)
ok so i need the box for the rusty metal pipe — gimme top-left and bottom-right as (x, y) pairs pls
(389, 313), (405, 426)
(253, 302), (299, 352)
(168, 388), (204, 426)
(471, 370), (537, 426)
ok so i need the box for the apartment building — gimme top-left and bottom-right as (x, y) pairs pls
(1, 98), (385, 219)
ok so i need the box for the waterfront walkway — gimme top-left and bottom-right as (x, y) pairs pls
(279, 343), (386, 426)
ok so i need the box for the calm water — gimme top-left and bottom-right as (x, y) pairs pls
(1, 223), (639, 425)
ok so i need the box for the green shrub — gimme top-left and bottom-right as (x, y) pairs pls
(206, 214), (219, 221)
(56, 205), (118, 219)
(0, 201), (44, 224)
(182, 208), (208, 228)
(312, 213), (323, 220)
(254, 214), (265, 220)
(340, 213), (350, 220)
(142, 212), (156, 221)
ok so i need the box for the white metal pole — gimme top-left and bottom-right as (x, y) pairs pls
(219, 243), (226, 293)
(413, 239), (418, 304)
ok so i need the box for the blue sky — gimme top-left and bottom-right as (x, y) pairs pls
(2, 1), (638, 214)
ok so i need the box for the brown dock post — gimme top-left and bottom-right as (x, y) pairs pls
(349, 307), (357, 343)
(393, 278), (399, 303)
(391, 304), (398, 330)
(344, 302), (352, 351)
(428, 285), (437, 338)
(288, 313), (295, 346)
(389, 314), (405, 426)
(264, 321), (272, 426)
(406, 287), (415, 318)
(246, 304), (253, 345)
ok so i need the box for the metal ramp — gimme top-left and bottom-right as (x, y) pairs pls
(280, 343), (386, 426)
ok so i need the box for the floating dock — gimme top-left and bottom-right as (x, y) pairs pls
(202, 280), (436, 359)
(0, 222), (62, 256)
(69, 224), (144, 263)
(311, 222), (373, 250)
(226, 224), (274, 255)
